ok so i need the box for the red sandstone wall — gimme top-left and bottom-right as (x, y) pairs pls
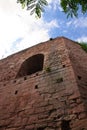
(0, 37), (87, 130)
(64, 38), (87, 110)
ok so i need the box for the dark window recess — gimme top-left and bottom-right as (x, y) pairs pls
(24, 76), (27, 80)
(50, 38), (53, 40)
(78, 76), (82, 80)
(61, 120), (71, 130)
(36, 73), (38, 76)
(16, 54), (44, 78)
(15, 90), (18, 95)
(63, 65), (66, 68)
(35, 85), (38, 89)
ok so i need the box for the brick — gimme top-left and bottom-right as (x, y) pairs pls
(78, 112), (87, 120)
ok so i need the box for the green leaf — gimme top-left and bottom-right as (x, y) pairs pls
(17, 0), (87, 18)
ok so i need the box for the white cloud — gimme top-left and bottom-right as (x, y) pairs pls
(44, 19), (60, 28)
(76, 36), (87, 43)
(0, 0), (59, 59)
(66, 21), (72, 27)
(73, 17), (87, 28)
(66, 17), (87, 28)
(47, 0), (62, 11)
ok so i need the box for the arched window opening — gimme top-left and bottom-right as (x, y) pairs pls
(16, 54), (44, 78)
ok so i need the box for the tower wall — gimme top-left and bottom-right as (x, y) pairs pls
(0, 37), (87, 130)
(64, 38), (87, 110)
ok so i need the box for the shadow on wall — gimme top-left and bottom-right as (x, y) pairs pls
(61, 120), (71, 130)
(16, 54), (44, 78)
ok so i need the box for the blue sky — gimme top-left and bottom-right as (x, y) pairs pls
(0, 0), (87, 59)
(43, 0), (87, 40)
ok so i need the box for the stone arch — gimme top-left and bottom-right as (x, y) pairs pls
(16, 54), (44, 78)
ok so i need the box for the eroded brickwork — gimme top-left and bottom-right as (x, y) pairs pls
(0, 37), (87, 130)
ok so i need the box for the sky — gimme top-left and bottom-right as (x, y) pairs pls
(0, 0), (87, 59)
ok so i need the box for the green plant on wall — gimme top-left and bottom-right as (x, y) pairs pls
(79, 42), (87, 52)
(44, 66), (51, 72)
(56, 77), (63, 83)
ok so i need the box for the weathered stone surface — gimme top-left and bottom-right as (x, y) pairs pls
(0, 37), (87, 130)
